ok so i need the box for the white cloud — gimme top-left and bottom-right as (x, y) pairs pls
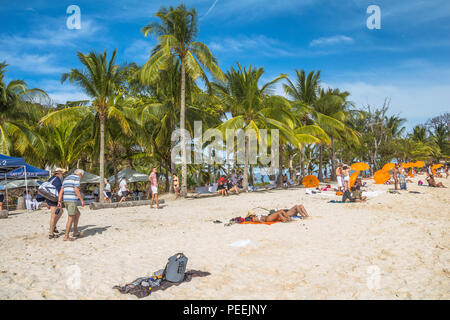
(0, 52), (66, 75)
(310, 35), (354, 47)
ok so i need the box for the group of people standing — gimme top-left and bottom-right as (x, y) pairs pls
(46, 168), (85, 241)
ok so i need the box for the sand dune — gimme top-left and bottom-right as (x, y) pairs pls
(0, 176), (449, 299)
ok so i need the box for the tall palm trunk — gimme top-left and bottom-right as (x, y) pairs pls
(99, 112), (105, 203)
(277, 144), (283, 187)
(243, 135), (249, 191)
(318, 145), (323, 182)
(180, 59), (187, 196)
(330, 136), (337, 181)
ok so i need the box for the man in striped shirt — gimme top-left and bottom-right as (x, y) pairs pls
(58, 169), (85, 241)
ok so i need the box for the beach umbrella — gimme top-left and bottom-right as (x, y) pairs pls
(414, 161), (425, 168)
(405, 162), (416, 168)
(302, 175), (319, 188)
(373, 170), (391, 184)
(432, 164), (444, 175)
(382, 163), (395, 172)
(351, 162), (370, 171)
(350, 171), (359, 188)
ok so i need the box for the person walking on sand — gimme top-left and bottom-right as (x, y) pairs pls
(149, 167), (160, 209)
(104, 179), (112, 203)
(47, 168), (65, 239)
(58, 169), (85, 241)
(119, 177), (129, 203)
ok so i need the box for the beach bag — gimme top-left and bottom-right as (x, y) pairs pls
(163, 253), (188, 283)
(37, 177), (59, 202)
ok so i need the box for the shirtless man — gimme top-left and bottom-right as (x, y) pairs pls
(336, 164), (344, 192)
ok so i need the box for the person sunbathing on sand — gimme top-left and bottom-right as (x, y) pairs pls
(426, 176), (447, 188)
(272, 204), (310, 218)
(246, 210), (291, 223)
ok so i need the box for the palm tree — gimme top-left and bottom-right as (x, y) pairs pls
(312, 88), (360, 181)
(283, 70), (321, 178)
(0, 61), (47, 155)
(41, 50), (126, 202)
(140, 3), (225, 196)
(214, 63), (324, 190)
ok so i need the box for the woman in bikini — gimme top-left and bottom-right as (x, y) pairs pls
(172, 173), (179, 197)
(246, 210), (291, 223)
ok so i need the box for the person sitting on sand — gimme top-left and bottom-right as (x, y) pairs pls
(426, 176), (447, 188)
(226, 176), (239, 195)
(282, 174), (289, 188)
(217, 176), (228, 197)
(246, 210), (291, 223)
(350, 178), (367, 202)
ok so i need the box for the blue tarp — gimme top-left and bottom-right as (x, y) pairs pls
(3, 163), (49, 179)
(0, 154), (26, 173)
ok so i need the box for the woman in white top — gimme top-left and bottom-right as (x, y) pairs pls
(103, 179), (112, 203)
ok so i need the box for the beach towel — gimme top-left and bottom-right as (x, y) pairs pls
(328, 200), (346, 203)
(239, 221), (280, 225)
(113, 270), (210, 298)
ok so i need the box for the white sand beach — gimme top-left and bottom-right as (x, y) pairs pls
(0, 175), (449, 300)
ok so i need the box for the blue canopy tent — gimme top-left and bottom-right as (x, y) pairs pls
(0, 154), (26, 211)
(0, 155), (47, 211)
(4, 164), (49, 179)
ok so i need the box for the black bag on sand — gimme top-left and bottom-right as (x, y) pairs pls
(163, 253), (188, 283)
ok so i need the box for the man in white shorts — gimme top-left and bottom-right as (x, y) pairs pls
(149, 167), (161, 209)
(336, 164), (344, 192)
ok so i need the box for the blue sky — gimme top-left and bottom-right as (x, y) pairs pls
(1, 0), (449, 129)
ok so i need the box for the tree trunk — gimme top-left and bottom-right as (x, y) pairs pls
(249, 164), (254, 186)
(99, 113), (105, 203)
(243, 135), (249, 191)
(164, 159), (170, 192)
(318, 145), (323, 182)
(180, 59), (188, 197)
(277, 144), (283, 187)
(330, 137), (337, 181)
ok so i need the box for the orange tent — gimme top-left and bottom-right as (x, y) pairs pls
(382, 163), (395, 172)
(414, 161), (425, 168)
(302, 175), (319, 188)
(373, 170), (391, 184)
(350, 171), (359, 188)
(351, 162), (370, 171)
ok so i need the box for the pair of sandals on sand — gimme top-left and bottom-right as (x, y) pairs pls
(48, 228), (82, 240)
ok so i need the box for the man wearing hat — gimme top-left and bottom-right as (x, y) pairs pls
(48, 168), (66, 239)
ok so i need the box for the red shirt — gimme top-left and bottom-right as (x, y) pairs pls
(218, 177), (226, 185)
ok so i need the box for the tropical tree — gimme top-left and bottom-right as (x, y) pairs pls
(41, 50), (127, 202)
(283, 69), (321, 177)
(214, 63), (325, 190)
(0, 61), (47, 155)
(140, 3), (225, 196)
